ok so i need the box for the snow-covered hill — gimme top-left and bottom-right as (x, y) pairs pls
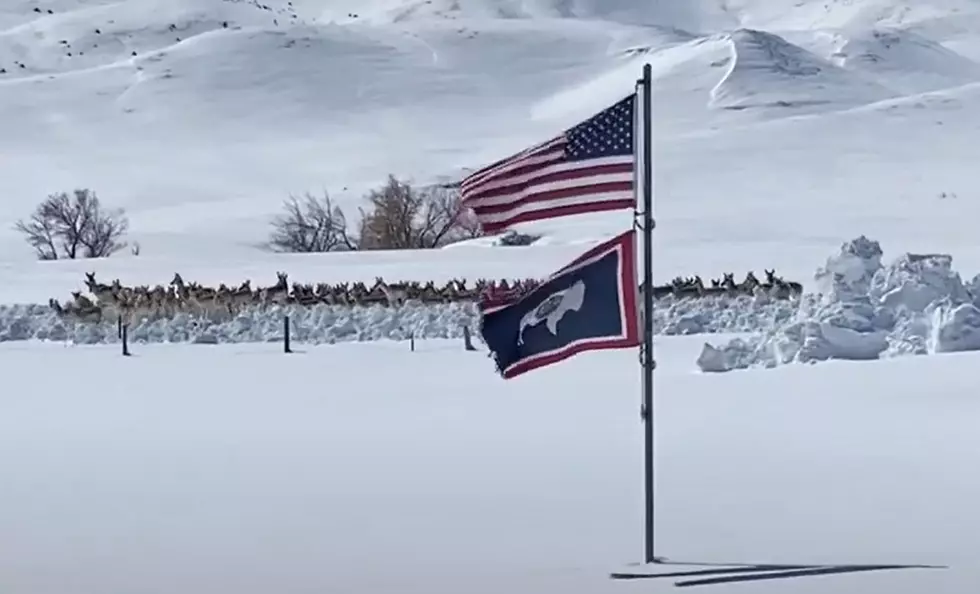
(4, 0), (980, 265)
(811, 26), (980, 93)
(709, 28), (897, 110)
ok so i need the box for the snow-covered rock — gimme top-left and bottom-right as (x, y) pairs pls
(701, 237), (980, 372)
(696, 338), (763, 372)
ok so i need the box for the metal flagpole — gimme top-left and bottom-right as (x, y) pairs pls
(623, 73), (950, 586)
(639, 63), (657, 564)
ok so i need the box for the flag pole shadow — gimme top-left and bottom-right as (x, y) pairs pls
(610, 557), (947, 587)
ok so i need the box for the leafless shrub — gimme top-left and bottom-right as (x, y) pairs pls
(358, 175), (482, 250)
(268, 176), (482, 253)
(268, 191), (357, 253)
(14, 189), (128, 260)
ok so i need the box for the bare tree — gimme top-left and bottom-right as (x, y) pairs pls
(79, 193), (129, 258)
(14, 189), (128, 260)
(268, 191), (356, 253)
(358, 175), (481, 250)
(14, 210), (59, 260)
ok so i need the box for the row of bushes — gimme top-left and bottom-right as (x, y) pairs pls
(13, 175), (541, 260)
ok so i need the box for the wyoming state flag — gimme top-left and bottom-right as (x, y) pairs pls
(479, 230), (640, 379)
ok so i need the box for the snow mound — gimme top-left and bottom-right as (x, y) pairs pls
(699, 236), (980, 372)
(819, 27), (980, 94)
(0, 293), (799, 346)
(710, 29), (896, 110)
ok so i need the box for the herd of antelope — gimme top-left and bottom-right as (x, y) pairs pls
(47, 269), (803, 325)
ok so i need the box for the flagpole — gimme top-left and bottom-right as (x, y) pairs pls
(638, 63), (657, 564)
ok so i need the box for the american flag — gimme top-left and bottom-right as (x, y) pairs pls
(460, 94), (636, 235)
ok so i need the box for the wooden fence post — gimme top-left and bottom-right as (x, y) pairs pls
(122, 324), (131, 357)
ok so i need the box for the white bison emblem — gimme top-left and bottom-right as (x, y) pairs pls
(517, 280), (586, 346)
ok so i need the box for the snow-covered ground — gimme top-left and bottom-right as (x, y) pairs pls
(2, 337), (977, 594)
(6, 0), (980, 591)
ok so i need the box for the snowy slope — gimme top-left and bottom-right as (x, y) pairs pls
(3, 0), (980, 264)
(311, 0), (743, 30)
(0, 2), (659, 259)
(709, 28), (896, 109)
(798, 26), (980, 93)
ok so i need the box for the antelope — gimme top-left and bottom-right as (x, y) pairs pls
(765, 269), (803, 298)
(374, 276), (408, 306)
(721, 272), (739, 293)
(741, 271), (762, 294)
(50, 297), (103, 323)
(84, 272), (116, 303)
(71, 290), (96, 309)
(53, 268), (806, 329)
(259, 271), (289, 305)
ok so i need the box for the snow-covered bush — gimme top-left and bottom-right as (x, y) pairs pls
(495, 231), (542, 246)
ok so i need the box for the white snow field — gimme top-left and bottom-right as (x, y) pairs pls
(6, 0), (980, 591)
(0, 338), (977, 594)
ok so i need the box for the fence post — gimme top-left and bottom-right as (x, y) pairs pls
(117, 316), (122, 339)
(284, 315), (292, 354)
(410, 333), (415, 352)
(462, 325), (477, 351)
(121, 324), (131, 357)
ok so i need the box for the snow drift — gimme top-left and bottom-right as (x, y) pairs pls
(699, 236), (980, 372)
(0, 292), (797, 346)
